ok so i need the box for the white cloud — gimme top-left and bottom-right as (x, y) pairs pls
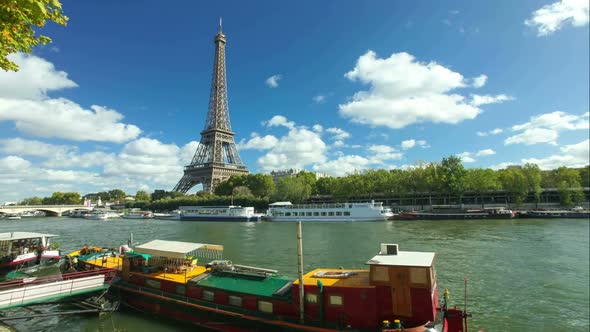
(0, 138), (74, 157)
(312, 124), (323, 132)
(312, 95), (326, 104)
(505, 111), (588, 145)
(472, 74), (488, 88)
(265, 74), (282, 88)
(256, 117), (328, 172)
(525, 0), (589, 36)
(0, 53), (77, 100)
(332, 140), (345, 147)
(477, 128), (503, 136)
(0, 54), (142, 143)
(457, 152), (476, 163)
(264, 115), (295, 129)
(449, 10), (460, 15)
(312, 155), (370, 177)
(0, 99), (142, 143)
(511, 111), (589, 131)
(339, 51), (506, 129)
(475, 149), (496, 157)
(505, 127), (559, 145)
(237, 133), (279, 150)
(326, 127), (350, 140)
(498, 139), (589, 170)
(401, 139), (429, 150)
(470, 94), (513, 106)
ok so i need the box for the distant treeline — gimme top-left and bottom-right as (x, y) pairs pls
(18, 156), (590, 209)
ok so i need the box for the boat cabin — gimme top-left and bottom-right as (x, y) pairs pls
(366, 244), (438, 325)
(0, 232), (57, 257)
(122, 240), (224, 284)
(292, 244), (438, 330)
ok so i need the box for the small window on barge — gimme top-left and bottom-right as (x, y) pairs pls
(258, 300), (273, 314)
(329, 295), (343, 306)
(202, 290), (214, 301)
(228, 295), (242, 307)
(305, 293), (318, 304)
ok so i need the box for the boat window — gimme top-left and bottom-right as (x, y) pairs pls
(306, 212), (312, 216)
(344, 212), (351, 216)
(410, 267), (428, 286)
(336, 211), (342, 216)
(305, 293), (318, 304)
(202, 290), (214, 301)
(176, 284), (186, 295)
(328, 212), (334, 216)
(371, 266), (389, 282)
(349, 204), (352, 208)
(313, 212), (319, 216)
(228, 295), (242, 307)
(329, 295), (343, 306)
(292, 212), (298, 216)
(0, 241), (8, 251)
(145, 279), (161, 289)
(321, 212), (326, 216)
(285, 212), (291, 216)
(258, 300), (273, 314)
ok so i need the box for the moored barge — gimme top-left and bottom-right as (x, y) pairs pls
(71, 240), (467, 331)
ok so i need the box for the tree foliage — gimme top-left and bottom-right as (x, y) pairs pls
(1, 0), (68, 71)
(135, 190), (151, 202)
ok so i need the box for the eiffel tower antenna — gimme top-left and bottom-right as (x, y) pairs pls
(173, 20), (248, 194)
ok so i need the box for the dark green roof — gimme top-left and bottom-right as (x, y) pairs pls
(194, 272), (293, 298)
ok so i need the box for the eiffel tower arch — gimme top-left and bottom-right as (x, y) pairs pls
(174, 19), (248, 194)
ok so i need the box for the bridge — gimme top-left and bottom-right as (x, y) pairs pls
(0, 205), (93, 216)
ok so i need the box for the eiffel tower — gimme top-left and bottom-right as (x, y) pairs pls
(173, 19), (248, 194)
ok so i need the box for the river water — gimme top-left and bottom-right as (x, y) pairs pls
(0, 217), (588, 332)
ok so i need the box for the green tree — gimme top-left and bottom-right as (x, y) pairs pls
(1, 0), (68, 71)
(108, 189), (126, 202)
(232, 186), (252, 196)
(522, 163), (542, 203)
(440, 156), (467, 200)
(20, 196), (43, 205)
(62, 192), (81, 204)
(499, 167), (528, 206)
(244, 174), (275, 197)
(464, 168), (500, 205)
(555, 167), (584, 206)
(579, 165), (590, 188)
(315, 177), (336, 195)
(135, 190), (151, 201)
(273, 176), (312, 203)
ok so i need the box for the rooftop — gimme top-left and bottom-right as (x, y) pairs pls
(366, 251), (435, 268)
(0, 232), (58, 241)
(135, 240), (223, 259)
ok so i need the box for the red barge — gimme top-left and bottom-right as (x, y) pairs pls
(71, 240), (468, 332)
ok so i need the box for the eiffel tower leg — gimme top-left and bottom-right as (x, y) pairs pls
(173, 175), (198, 194)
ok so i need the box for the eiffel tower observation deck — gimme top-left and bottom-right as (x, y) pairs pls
(173, 19), (248, 194)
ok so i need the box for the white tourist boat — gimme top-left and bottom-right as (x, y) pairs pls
(84, 211), (120, 220)
(69, 209), (91, 218)
(179, 206), (262, 222)
(121, 210), (155, 219)
(265, 200), (394, 222)
(0, 232), (61, 273)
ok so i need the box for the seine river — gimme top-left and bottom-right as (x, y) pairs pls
(0, 217), (588, 332)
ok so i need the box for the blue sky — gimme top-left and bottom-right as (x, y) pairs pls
(0, 0), (588, 201)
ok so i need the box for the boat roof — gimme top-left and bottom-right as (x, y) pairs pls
(269, 202), (292, 206)
(194, 273), (292, 298)
(366, 251), (435, 268)
(0, 232), (58, 241)
(179, 206), (244, 209)
(134, 240), (223, 259)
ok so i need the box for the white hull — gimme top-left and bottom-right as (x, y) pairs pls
(266, 201), (393, 222)
(267, 216), (391, 222)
